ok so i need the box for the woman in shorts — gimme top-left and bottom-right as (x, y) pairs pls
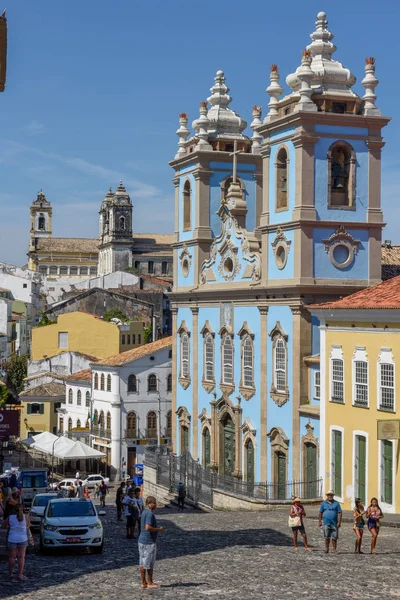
(353, 497), (366, 554)
(3, 503), (31, 580)
(289, 497), (310, 552)
(366, 497), (384, 554)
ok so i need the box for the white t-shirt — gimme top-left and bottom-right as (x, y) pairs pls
(8, 514), (28, 544)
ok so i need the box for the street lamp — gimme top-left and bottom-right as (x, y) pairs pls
(51, 433), (65, 482)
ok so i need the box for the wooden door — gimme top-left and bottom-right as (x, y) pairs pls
(355, 435), (366, 504)
(246, 439), (255, 484)
(277, 452), (286, 500)
(332, 430), (342, 497)
(382, 440), (393, 504)
(223, 416), (235, 476)
(203, 428), (211, 469)
(305, 442), (317, 498)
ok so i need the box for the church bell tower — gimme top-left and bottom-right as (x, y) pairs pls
(27, 190), (52, 270)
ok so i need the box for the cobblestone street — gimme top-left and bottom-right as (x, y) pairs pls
(1, 503), (400, 600)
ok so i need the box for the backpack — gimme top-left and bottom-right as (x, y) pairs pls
(177, 483), (186, 498)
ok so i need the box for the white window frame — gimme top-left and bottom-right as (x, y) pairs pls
(379, 439), (396, 513)
(352, 430), (369, 506)
(222, 334), (234, 385)
(274, 337), (286, 392)
(58, 331), (68, 349)
(330, 345), (344, 403)
(314, 370), (321, 400)
(377, 348), (395, 413)
(329, 425), (344, 504)
(352, 347), (369, 408)
(181, 333), (190, 379)
(68, 388), (73, 405)
(241, 335), (254, 389)
(204, 333), (214, 383)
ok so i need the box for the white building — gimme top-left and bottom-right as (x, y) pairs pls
(60, 337), (172, 479)
(0, 262), (43, 324)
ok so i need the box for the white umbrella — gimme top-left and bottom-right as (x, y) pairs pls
(56, 440), (106, 460)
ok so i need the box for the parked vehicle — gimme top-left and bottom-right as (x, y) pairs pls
(80, 474), (109, 489)
(13, 468), (48, 508)
(29, 493), (59, 529)
(49, 478), (77, 491)
(40, 498), (105, 553)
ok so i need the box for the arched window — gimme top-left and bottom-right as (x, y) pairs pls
(128, 374), (137, 392)
(222, 335), (234, 385)
(119, 215), (126, 230)
(94, 373), (99, 390)
(106, 374), (111, 392)
(68, 389), (73, 404)
(166, 410), (172, 437)
(148, 373), (157, 392)
(167, 373), (172, 392)
(183, 180), (191, 231)
(328, 141), (355, 208)
(76, 419), (81, 429)
(242, 336), (254, 388)
(106, 411), (111, 431)
(127, 411), (137, 437)
(204, 333), (214, 382)
(68, 417), (72, 432)
(85, 391), (91, 408)
(147, 411), (157, 437)
(93, 409), (98, 425)
(276, 146), (288, 211)
(181, 333), (190, 378)
(38, 215), (45, 230)
(100, 373), (105, 391)
(275, 338), (287, 392)
(77, 390), (82, 406)
(99, 410), (105, 429)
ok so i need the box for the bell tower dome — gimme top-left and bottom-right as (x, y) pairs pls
(98, 182), (133, 276)
(27, 190), (52, 270)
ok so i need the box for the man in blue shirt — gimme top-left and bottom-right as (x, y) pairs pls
(138, 496), (164, 589)
(318, 490), (342, 553)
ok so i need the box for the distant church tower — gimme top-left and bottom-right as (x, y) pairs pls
(27, 191), (52, 270)
(98, 181), (133, 276)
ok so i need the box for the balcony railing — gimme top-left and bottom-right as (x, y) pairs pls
(92, 427), (111, 439)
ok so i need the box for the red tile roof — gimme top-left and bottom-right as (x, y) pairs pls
(309, 275), (400, 310)
(95, 336), (172, 367)
(64, 369), (92, 382)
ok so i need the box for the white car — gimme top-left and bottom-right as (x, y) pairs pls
(40, 498), (105, 553)
(29, 493), (59, 529)
(50, 478), (77, 491)
(80, 474), (109, 489)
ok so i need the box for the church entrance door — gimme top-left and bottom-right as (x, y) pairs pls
(276, 451), (286, 500)
(304, 442), (317, 498)
(246, 439), (255, 484)
(222, 415), (235, 476)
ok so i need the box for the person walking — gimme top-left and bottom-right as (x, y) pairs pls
(84, 486), (90, 499)
(116, 482), (125, 521)
(177, 481), (186, 512)
(289, 497), (310, 552)
(122, 489), (136, 539)
(94, 482), (99, 499)
(366, 497), (384, 554)
(353, 498), (366, 554)
(67, 483), (76, 498)
(3, 503), (31, 580)
(76, 481), (85, 499)
(138, 496), (164, 589)
(318, 490), (342, 554)
(99, 481), (108, 508)
(75, 470), (80, 481)
(133, 487), (144, 536)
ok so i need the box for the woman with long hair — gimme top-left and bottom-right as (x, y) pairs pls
(366, 497), (384, 554)
(353, 498), (366, 553)
(2, 503), (31, 580)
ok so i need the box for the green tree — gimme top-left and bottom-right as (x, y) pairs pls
(144, 326), (152, 344)
(36, 311), (55, 327)
(3, 354), (28, 400)
(103, 307), (129, 322)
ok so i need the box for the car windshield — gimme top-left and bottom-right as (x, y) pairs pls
(47, 501), (96, 518)
(33, 495), (57, 507)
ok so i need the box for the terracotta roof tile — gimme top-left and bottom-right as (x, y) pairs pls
(24, 372), (65, 382)
(64, 369), (92, 382)
(133, 233), (175, 245)
(20, 382), (65, 397)
(309, 274), (400, 310)
(36, 238), (99, 253)
(95, 336), (172, 367)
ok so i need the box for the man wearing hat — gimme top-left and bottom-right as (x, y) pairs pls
(318, 490), (342, 553)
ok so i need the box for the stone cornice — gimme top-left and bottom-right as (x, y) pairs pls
(257, 218), (385, 234)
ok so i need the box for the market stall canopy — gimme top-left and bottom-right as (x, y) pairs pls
(57, 440), (105, 460)
(23, 432), (105, 459)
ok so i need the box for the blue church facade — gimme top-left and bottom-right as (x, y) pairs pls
(169, 12), (390, 490)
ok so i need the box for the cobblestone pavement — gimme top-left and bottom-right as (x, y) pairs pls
(1, 502), (400, 600)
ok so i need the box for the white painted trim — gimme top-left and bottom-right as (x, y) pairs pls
(329, 345), (345, 404)
(314, 369), (321, 400)
(319, 326), (326, 482)
(352, 430), (369, 506)
(377, 349), (396, 413)
(378, 439), (396, 513)
(329, 425), (344, 504)
(352, 348), (369, 408)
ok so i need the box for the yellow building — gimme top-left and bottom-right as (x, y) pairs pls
(19, 375), (65, 437)
(31, 311), (145, 361)
(311, 275), (400, 513)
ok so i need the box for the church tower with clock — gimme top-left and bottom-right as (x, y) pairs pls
(169, 12), (390, 488)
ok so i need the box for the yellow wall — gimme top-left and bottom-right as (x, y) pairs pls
(31, 312), (144, 360)
(324, 323), (400, 512)
(20, 400), (58, 437)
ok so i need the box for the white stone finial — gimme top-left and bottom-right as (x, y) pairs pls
(264, 65), (283, 123)
(250, 106), (263, 154)
(294, 50), (317, 113)
(175, 113), (190, 159)
(193, 102), (212, 151)
(362, 57), (381, 116)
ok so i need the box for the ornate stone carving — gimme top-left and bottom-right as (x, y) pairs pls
(271, 227), (291, 270)
(179, 244), (192, 279)
(322, 225), (360, 269)
(301, 421), (319, 445)
(241, 417), (256, 436)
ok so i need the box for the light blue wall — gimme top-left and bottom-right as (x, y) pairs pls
(268, 139), (296, 226)
(315, 125), (369, 136)
(175, 308), (193, 452)
(299, 415), (320, 480)
(176, 246), (195, 288)
(178, 171), (196, 243)
(209, 161), (257, 236)
(268, 228), (295, 280)
(309, 363), (320, 407)
(266, 305), (293, 481)
(313, 227), (369, 279)
(314, 137), (369, 222)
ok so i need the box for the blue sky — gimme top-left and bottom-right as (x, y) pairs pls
(0, 0), (399, 265)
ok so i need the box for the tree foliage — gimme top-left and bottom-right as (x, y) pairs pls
(3, 354), (28, 400)
(103, 307), (128, 323)
(36, 311), (55, 327)
(144, 326), (152, 344)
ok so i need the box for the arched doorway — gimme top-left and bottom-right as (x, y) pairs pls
(304, 442), (317, 498)
(221, 414), (235, 476)
(203, 428), (211, 469)
(245, 439), (255, 484)
(275, 451), (287, 500)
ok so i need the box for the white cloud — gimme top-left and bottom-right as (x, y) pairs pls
(25, 120), (46, 135)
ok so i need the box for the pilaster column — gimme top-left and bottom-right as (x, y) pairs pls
(258, 306), (268, 482)
(260, 143), (270, 228)
(292, 131), (318, 220)
(233, 397), (243, 479)
(191, 306), (199, 460)
(171, 306), (178, 454)
(173, 176), (180, 234)
(210, 398), (218, 471)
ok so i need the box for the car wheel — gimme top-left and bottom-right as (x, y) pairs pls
(92, 542), (104, 554)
